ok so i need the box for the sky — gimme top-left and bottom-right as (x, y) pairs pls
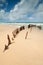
(0, 0), (43, 23)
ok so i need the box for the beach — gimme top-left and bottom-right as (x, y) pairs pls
(0, 24), (43, 65)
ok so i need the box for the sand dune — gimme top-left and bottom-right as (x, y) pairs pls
(0, 24), (43, 65)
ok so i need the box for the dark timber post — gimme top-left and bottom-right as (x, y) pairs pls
(7, 34), (12, 46)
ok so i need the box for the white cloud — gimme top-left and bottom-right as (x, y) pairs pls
(31, 4), (43, 22)
(0, 0), (6, 3)
(0, 4), (3, 7)
(8, 0), (38, 21)
(0, 10), (9, 22)
(0, 0), (43, 22)
(0, 10), (5, 19)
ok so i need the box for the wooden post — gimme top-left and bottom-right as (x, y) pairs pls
(25, 31), (28, 39)
(7, 34), (12, 46)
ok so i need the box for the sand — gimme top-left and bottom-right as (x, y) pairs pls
(0, 24), (43, 65)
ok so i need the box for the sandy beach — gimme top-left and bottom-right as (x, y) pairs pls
(0, 24), (43, 65)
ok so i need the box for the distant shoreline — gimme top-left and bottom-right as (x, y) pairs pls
(0, 22), (43, 25)
(0, 22), (43, 30)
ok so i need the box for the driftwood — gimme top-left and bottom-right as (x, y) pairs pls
(25, 31), (28, 39)
(3, 34), (12, 52)
(20, 26), (25, 31)
(7, 34), (12, 46)
(37, 26), (42, 30)
(3, 24), (42, 52)
(12, 28), (18, 38)
(12, 26), (25, 38)
(3, 44), (8, 52)
(16, 29), (19, 34)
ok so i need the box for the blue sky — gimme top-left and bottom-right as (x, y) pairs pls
(0, 0), (43, 23)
